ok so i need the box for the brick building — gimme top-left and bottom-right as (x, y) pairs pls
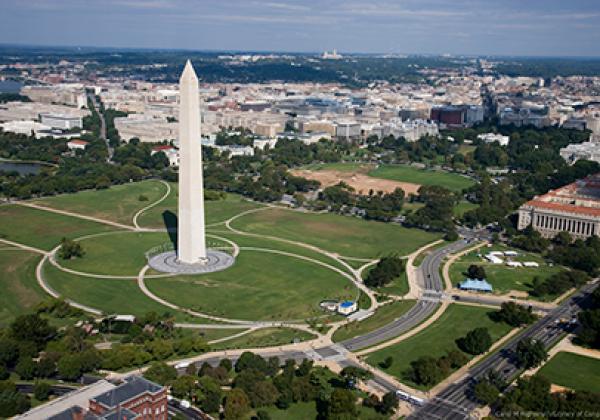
(89, 377), (167, 420)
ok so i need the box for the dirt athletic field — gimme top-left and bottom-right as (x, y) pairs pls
(291, 167), (421, 195)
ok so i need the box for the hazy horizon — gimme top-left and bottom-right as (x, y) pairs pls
(1, 0), (600, 57)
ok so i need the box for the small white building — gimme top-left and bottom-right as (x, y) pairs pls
(253, 137), (278, 150)
(523, 261), (540, 268)
(504, 250), (518, 257)
(477, 133), (510, 147)
(151, 145), (179, 167)
(506, 261), (523, 268)
(337, 300), (358, 316)
(485, 253), (504, 264)
(67, 139), (89, 151)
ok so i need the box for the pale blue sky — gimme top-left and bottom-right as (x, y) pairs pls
(1, 0), (599, 56)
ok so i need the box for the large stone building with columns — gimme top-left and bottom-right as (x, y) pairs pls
(517, 174), (600, 239)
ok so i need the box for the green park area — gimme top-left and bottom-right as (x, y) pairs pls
(211, 328), (317, 351)
(361, 262), (410, 296)
(332, 300), (416, 343)
(263, 400), (386, 420)
(42, 262), (203, 322)
(145, 249), (357, 321)
(31, 180), (167, 225)
(135, 182), (263, 228)
(449, 244), (564, 298)
(365, 304), (513, 389)
(368, 164), (475, 192)
(537, 351), (600, 393)
(0, 249), (46, 327)
(59, 231), (231, 277)
(0, 204), (115, 251)
(301, 162), (475, 192)
(231, 207), (442, 259)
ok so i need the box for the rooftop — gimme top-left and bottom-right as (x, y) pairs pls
(92, 376), (163, 409)
(459, 279), (493, 292)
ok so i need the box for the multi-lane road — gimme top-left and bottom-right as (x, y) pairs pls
(409, 280), (599, 420)
(141, 228), (597, 419)
(340, 237), (474, 352)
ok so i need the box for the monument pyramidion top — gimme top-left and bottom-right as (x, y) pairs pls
(180, 59), (198, 83)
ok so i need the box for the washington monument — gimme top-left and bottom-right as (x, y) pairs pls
(177, 60), (207, 264)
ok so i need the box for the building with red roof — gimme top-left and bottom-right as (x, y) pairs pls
(518, 173), (600, 239)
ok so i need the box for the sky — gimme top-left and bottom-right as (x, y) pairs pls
(1, 0), (599, 57)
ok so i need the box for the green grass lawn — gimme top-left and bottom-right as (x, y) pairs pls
(0, 250), (47, 327)
(365, 304), (513, 390)
(369, 164), (475, 192)
(210, 328), (316, 351)
(536, 351), (600, 393)
(261, 400), (386, 420)
(31, 180), (166, 225)
(0, 204), (115, 251)
(448, 244), (564, 299)
(206, 229), (352, 275)
(332, 299), (416, 343)
(60, 231), (231, 276)
(42, 262), (208, 323)
(453, 201), (479, 218)
(146, 249), (357, 321)
(457, 145), (476, 155)
(136, 182), (263, 228)
(361, 263), (410, 296)
(231, 207), (442, 259)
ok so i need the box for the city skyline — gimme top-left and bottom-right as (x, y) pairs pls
(1, 0), (600, 57)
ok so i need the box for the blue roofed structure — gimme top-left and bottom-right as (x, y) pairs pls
(458, 279), (493, 292)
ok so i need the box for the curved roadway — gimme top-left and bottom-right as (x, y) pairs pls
(340, 238), (472, 351)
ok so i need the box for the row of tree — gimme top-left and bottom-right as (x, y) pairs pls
(144, 352), (397, 419)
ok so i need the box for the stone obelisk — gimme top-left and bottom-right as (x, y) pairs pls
(177, 60), (207, 264)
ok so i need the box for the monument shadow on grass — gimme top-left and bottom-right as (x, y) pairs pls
(162, 210), (178, 251)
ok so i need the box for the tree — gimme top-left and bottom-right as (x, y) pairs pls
(379, 356), (394, 369)
(473, 380), (500, 405)
(255, 410), (271, 420)
(219, 358), (232, 372)
(407, 356), (443, 386)
(457, 327), (492, 355)
(57, 354), (83, 381)
(170, 375), (195, 399)
(33, 381), (51, 401)
(493, 302), (536, 327)
(196, 376), (223, 414)
(339, 366), (372, 389)
(364, 256), (405, 288)
(0, 339), (19, 368)
(57, 238), (85, 260)
(379, 391), (398, 414)
(144, 362), (177, 385)
(554, 231), (573, 246)
(0, 389), (31, 417)
(10, 313), (56, 348)
(224, 388), (251, 420)
(515, 338), (548, 369)
(326, 388), (358, 420)
(235, 352), (268, 374)
(15, 358), (37, 380)
(467, 264), (486, 280)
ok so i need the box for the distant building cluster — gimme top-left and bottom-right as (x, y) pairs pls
(560, 141), (600, 165)
(518, 174), (600, 239)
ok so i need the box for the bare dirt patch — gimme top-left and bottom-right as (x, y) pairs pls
(292, 168), (421, 195)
